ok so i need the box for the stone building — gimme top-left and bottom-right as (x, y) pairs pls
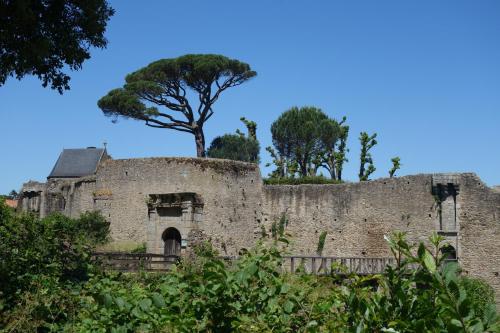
(19, 147), (500, 300)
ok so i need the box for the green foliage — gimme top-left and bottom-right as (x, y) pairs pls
(459, 276), (496, 319)
(0, 0), (114, 93)
(64, 235), (500, 332)
(0, 200), (109, 314)
(316, 231), (327, 255)
(6, 189), (18, 199)
(207, 134), (260, 163)
(77, 211), (111, 245)
(389, 156), (401, 178)
(240, 117), (257, 140)
(264, 175), (342, 185)
(131, 243), (147, 254)
(334, 119), (350, 181)
(268, 107), (352, 181)
(98, 54), (256, 157)
(359, 131), (378, 181)
(269, 106), (331, 177)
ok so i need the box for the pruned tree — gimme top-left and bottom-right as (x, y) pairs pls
(97, 54), (256, 157)
(389, 157), (401, 178)
(359, 132), (377, 181)
(0, 0), (114, 93)
(8, 190), (18, 200)
(239, 117), (257, 140)
(265, 146), (298, 178)
(334, 119), (349, 181)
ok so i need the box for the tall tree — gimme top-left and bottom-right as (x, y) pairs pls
(334, 119), (349, 181)
(270, 106), (328, 177)
(98, 54), (256, 157)
(359, 132), (377, 181)
(0, 0), (114, 93)
(317, 118), (341, 179)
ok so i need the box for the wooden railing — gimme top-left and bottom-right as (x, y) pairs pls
(283, 256), (396, 275)
(92, 253), (401, 275)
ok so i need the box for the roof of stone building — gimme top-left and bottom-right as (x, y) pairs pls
(5, 199), (18, 209)
(48, 147), (105, 178)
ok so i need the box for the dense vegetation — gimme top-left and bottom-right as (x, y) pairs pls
(0, 199), (498, 332)
(207, 118), (260, 163)
(264, 106), (400, 184)
(0, 0), (114, 93)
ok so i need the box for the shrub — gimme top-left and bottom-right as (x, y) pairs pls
(0, 201), (109, 309)
(460, 276), (496, 319)
(207, 134), (260, 163)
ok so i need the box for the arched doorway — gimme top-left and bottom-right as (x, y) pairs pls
(162, 227), (181, 256)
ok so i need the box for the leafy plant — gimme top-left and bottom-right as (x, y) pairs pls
(389, 156), (401, 178)
(316, 231), (327, 255)
(359, 131), (377, 181)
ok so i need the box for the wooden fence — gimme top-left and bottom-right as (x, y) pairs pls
(285, 256), (396, 275)
(92, 253), (403, 275)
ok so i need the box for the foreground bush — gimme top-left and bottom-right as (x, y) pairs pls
(64, 235), (499, 332)
(0, 199), (109, 330)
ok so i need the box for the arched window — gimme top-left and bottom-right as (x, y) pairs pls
(440, 245), (457, 262)
(162, 227), (181, 257)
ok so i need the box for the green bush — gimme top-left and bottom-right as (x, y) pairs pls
(207, 134), (260, 163)
(460, 276), (497, 319)
(64, 235), (499, 332)
(0, 200), (109, 320)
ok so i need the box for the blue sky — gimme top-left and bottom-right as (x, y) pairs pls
(1, 0), (499, 194)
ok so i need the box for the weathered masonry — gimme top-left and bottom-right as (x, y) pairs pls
(19, 148), (500, 301)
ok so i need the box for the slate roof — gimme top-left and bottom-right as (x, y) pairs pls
(48, 148), (105, 178)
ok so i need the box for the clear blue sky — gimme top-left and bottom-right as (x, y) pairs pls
(1, 0), (499, 194)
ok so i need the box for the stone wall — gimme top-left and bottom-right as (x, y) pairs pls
(94, 157), (263, 256)
(455, 174), (500, 304)
(262, 174), (438, 257)
(262, 173), (500, 302)
(18, 157), (500, 302)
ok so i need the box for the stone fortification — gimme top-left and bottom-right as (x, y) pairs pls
(93, 157), (263, 255)
(263, 173), (500, 300)
(19, 155), (500, 301)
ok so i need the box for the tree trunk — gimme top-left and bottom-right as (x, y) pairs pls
(194, 127), (206, 157)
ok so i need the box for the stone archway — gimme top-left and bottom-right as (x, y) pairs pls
(162, 227), (182, 256)
(441, 244), (457, 262)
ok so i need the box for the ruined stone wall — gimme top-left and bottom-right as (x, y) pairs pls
(94, 158), (263, 255)
(262, 175), (438, 257)
(18, 158), (499, 301)
(67, 177), (96, 218)
(19, 177), (97, 218)
(456, 174), (500, 303)
(262, 173), (500, 302)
